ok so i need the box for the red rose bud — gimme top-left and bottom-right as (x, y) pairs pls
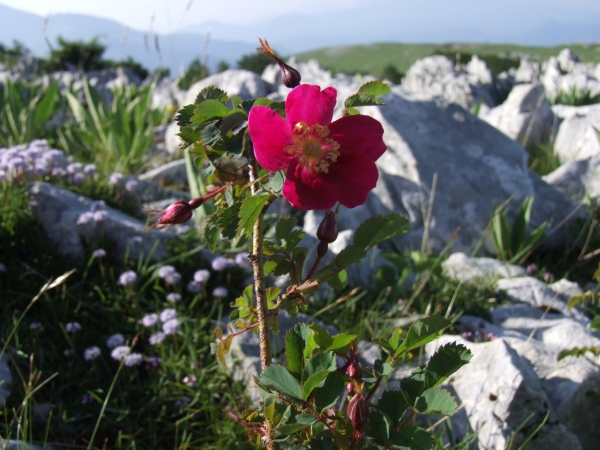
(346, 382), (354, 394)
(257, 38), (301, 88)
(347, 395), (369, 431)
(142, 200), (193, 232)
(346, 360), (361, 380)
(317, 210), (338, 244)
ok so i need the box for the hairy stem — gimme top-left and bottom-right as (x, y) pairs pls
(248, 149), (279, 450)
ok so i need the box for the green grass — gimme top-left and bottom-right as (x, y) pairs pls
(293, 42), (600, 79)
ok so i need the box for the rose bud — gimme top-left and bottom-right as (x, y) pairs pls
(346, 382), (354, 394)
(142, 200), (193, 232)
(317, 210), (338, 244)
(347, 395), (369, 431)
(346, 360), (361, 380)
(257, 38), (301, 88)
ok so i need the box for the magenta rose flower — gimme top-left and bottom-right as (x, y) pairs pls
(248, 84), (386, 210)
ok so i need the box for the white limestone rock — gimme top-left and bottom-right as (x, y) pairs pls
(442, 252), (527, 286)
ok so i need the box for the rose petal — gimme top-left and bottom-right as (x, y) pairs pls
(248, 106), (293, 172)
(318, 152), (379, 209)
(286, 85), (337, 127)
(283, 161), (337, 210)
(328, 115), (387, 162)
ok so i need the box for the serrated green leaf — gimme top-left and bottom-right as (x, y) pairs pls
(334, 245), (366, 269)
(195, 86), (228, 104)
(254, 98), (272, 107)
(388, 329), (402, 351)
(286, 324), (312, 380)
(424, 343), (472, 388)
(396, 314), (451, 355)
(345, 93), (386, 108)
(327, 333), (358, 351)
(305, 351), (336, 379)
(220, 110), (248, 134)
(415, 387), (457, 415)
(591, 316), (600, 331)
(313, 371), (344, 412)
(390, 426), (433, 450)
(237, 194), (273, 238)
(276, 216), (298, 243)
(213, 200), (242, 240)
(302, 370), (329, 400)
(192, 100), (231, 124)
(261, 365), (303, 402)
(344, 107), (360, 116)
(377, 390), (409, 427)
(366, 412), (389, 446)
(327, 269), (348, 290)
(277, 423), (309, 436)
(309, 324), (334, 349)
(374, 359), (392, 377)
(358, 80), (392, 96)
(230, 95), (243, 109)
(401, 377), (425, 405)
(286, 229), (306, 253)
(269, 101), (286, 111)
(198, 215), (220, 252)
(354, 214), (410, 250)
(176, 104), (195, 127)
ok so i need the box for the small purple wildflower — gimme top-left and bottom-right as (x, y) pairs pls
(92, 249), (107, 259)
(106, 334), (125, 349)
(65, 322), (82, 333)
(166, 293), (181, 303)
(149, 332), (166, 345)
(212, 287), (228, 298)
(111, 345), (130, 361)
(93, 210), (108, 222)
(543, 271), (552, 282)
(84, 346), (101, 361)
(72, 173), (85, 185)
(63, 349), (74, 357)
(157, 265), (181, 285)
(183, 375), (197, 388)
(193, 269), (210, 283)
(81, 394), (94, 405)
(187, 281), (202, 294)
(235, 252), (251, 269)
(162, 318), (181, 335)
(141, 313), (159, 327)
(160, 308), (177, 323)
(66, 162), (83, 174)
(109, 172), (124, 184)
(146, 357), (162, 368)
(125, 180), (138, 192)
(51, 167), (67, 177)
(211, 256), (235, 272)
(76, 212), (95, 225)
(83, 164), (97, 176)
(526, 264), (536, 275)
(124, 353), (144, 367)
(118, 270), (137, 287)
(29, 322), (42, 330)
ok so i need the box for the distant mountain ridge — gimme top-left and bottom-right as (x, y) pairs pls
(1, 2), (600, 76)
(0, 3), (256, 75)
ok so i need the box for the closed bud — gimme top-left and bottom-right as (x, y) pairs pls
(157, 201), (193, 226)
(257, 38), (301, 88)
(347, 395), (369, 431)
(317, 210), (338, 244)
(346, 360), (361, 380)
(346, 382), (354, 394)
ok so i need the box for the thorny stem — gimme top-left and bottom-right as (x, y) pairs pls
(247, 149), (279, 450)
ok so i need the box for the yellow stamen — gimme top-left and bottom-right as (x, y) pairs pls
(284, 121), (340, 173)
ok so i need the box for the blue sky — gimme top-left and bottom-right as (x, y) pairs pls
(1, 0), (599, 36)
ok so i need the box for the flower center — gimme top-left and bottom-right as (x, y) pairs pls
(284, 121), (340, 173)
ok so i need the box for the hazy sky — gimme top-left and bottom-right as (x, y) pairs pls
(2, 0), (599, 35)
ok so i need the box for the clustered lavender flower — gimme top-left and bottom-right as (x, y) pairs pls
(0, 140), (95, 184)
(65, 322), (82, 333)
(166, 293), (181, 303)
(461, 330), (497, 343)
(117, 270), (137, 287)
(211, 256), (236, 272)
(77, 200), (109, 226)
(212, 287), (228, 298)
(157, 265), (181, 285)
(106, 333), (125, 349)
(141, 313), (159, 327)
(187, 269), (211, 294)
(84, 346), (101, 361)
